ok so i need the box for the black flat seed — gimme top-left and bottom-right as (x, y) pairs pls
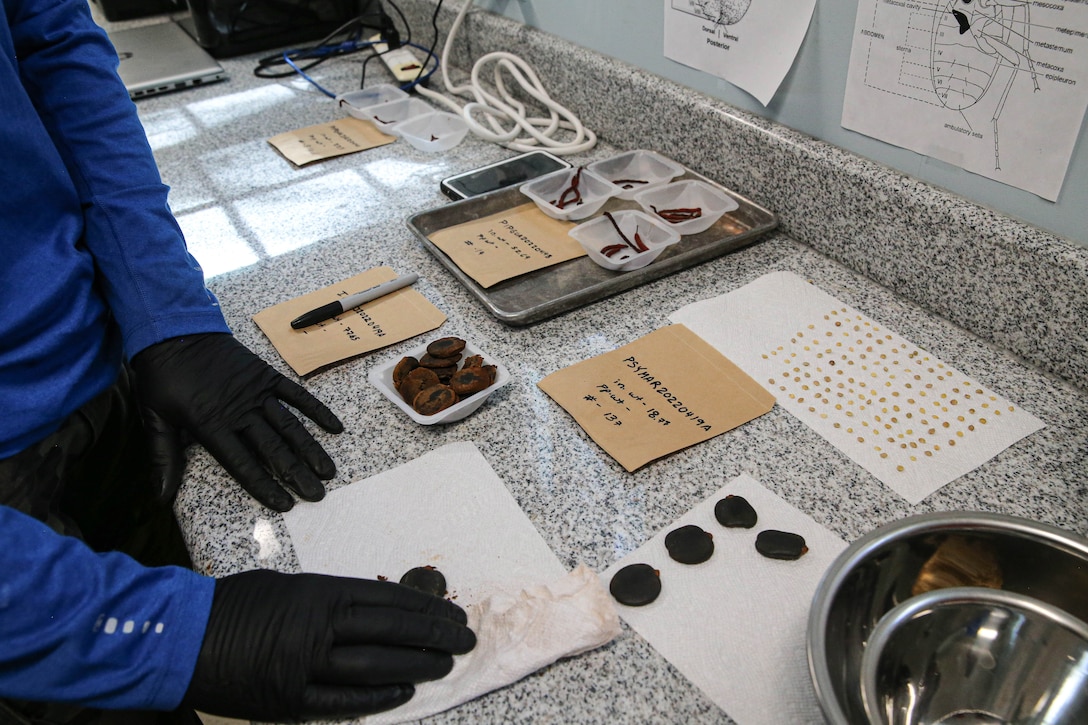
(755, 530), (808, 560)
(664, 524), (714, 564)
(399, 566), (447, 597)
(609, 563), (661, 606)
(714, 495), (758, 528)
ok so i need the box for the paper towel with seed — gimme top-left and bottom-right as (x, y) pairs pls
(282, 442), (620, 724)
(603, 474), (848, 725)
(670, 271), (1044, 503)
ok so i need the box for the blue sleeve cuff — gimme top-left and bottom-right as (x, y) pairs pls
(0, 506), (217, 710)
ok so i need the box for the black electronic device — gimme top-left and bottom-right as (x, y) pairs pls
(440, 150), (572, 201)
(93, 0), (186, 22)
(182, 0), (389, 58)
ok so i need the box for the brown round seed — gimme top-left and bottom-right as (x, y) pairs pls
(420, 352), (462, 369)
(392, 356), (419, 387)
(413, 384), (458, 416)
(664, 524), (714, 564)
(398, 366), (439, 404)
(426, 337), (467, 359)
(449, 367), (493, 397)
(609, 563), (661, 606)
(714, 495), (758, 529)
(433, 365), (458, 383)
(755, 530), (808, 560)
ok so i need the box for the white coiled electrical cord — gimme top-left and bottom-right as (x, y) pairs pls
(413, 0), (597, 155)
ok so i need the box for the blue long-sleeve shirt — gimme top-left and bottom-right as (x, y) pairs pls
(0, 505), (215, 709)
(1, 0), (230, 458)
(0, 0), (228, 709)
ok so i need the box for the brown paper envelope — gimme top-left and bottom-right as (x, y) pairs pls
(537, 324), (775, 471)
(268, 117), (395, 166)
(426, 202), (585, 288)
(253, 267), (446, 376)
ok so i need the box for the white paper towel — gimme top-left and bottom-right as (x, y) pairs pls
(282, 442), (620, 724)
(363, 564), (619, 724)
(602, 474), (848, 725)
(669, 271), (1044, 503)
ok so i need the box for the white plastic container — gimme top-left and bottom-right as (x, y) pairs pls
(336, 84), (408, 120)
(568, 209), (681, 272)
(356, 97), (433, 136)
(587, 150), (685, 200)
(395, 111), (470, 152)
(519, 166), (617, 221)
(368, 340), (510, 425)
(634, 179), (740, 235)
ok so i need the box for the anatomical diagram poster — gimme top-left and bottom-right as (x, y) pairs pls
(663, 0), (818, 106)
(842, 0), (1088, 201)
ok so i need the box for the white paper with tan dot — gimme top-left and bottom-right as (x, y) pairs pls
(670, 271), (1044, 503)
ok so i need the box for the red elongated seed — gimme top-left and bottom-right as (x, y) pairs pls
(602, 211), (636, 250)
(555, 167), (584, 209)
(651, 205), (703, 223)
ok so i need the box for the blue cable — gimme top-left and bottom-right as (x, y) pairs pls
(281, 40), (440, 97)
(283, 52), (338, 97)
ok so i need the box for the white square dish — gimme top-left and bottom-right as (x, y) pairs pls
(336, 84), (408, 119)
(368, 340), (510, 425)
(356, 97), (433, 136)
(634, 179), (740, 235)
(519, 166), (617, 221)
(396, 112), (470, 152)
(568, 209), (681, 272)
(587, 150), (685, 200)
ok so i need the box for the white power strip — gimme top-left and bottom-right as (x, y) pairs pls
(369, 34), (424, 83)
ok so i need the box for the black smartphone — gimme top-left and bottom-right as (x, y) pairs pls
(439, 150), (572, 200)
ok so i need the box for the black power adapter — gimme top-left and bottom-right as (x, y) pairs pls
(376, 3), (401, 50)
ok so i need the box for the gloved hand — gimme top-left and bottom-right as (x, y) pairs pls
(184, 570), (477, 723)
(131, 333), (344, 512)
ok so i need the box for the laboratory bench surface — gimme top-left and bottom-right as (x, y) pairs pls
(109, 3), (1088, 723)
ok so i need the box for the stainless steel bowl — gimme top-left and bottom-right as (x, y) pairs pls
(807, 512), (1088, 725)
(860, 587), (1088, 725)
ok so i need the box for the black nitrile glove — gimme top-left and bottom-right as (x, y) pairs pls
(184, 570), (477, 723)
(131, 333), (344, 512)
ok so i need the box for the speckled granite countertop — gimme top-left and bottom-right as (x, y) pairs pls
(116, 3), (1088, 723)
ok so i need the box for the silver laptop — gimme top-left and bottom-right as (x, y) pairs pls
(107, 20), (227, 100)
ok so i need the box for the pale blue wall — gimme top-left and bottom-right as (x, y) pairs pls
(479, 0), (1088, 248)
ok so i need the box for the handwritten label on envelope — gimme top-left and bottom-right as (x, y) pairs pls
(538, 325), (775, 471)
(268, 117), (395, 166)
(253, 267), (446, 376)
(426, 203), (585, 288)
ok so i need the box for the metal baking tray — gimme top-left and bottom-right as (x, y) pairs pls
(406, 168), (778, 326)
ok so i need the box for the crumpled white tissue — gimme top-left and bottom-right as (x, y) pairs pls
(363, 564), (621, 724)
